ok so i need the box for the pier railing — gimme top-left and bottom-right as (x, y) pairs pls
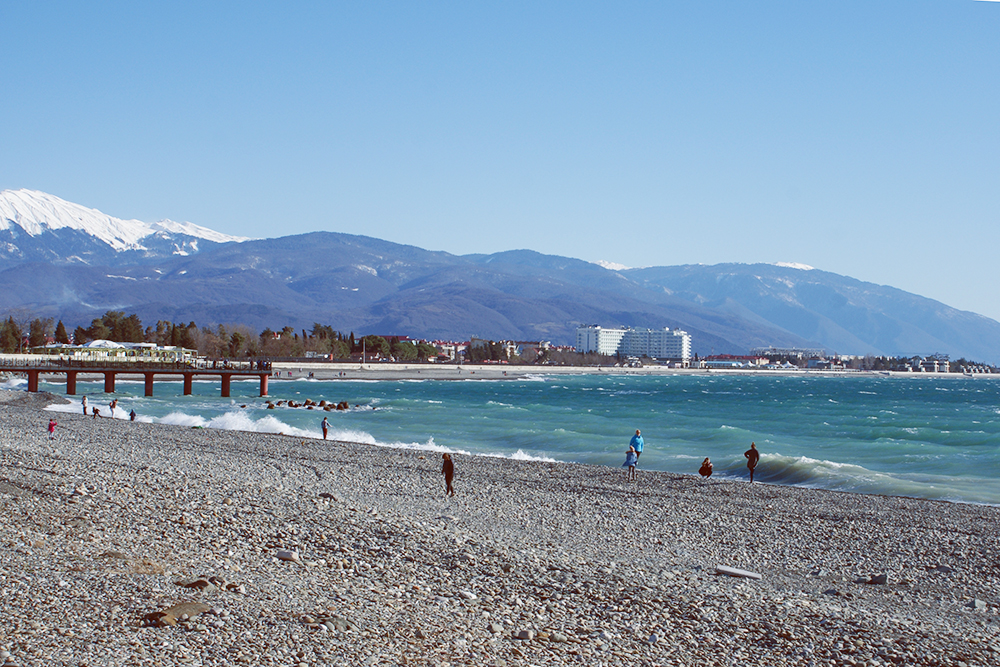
(0, 358), (273, 372)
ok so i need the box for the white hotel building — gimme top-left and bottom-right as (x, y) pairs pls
(575, 325), (692, 363)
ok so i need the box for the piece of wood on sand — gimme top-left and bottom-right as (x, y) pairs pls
(715, 564), (762, 580)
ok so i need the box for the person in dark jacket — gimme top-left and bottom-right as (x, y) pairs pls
(442, 453), (455, 497)
(744, 442), (760, 483)
(699, 457), (713, 478)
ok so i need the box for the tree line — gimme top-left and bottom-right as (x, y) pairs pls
(0, 310), (439, 361)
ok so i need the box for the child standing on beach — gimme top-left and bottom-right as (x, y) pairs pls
(442, 453), (455, 496)
(47, 418), (57, 439)
(623, 445), (638, 482)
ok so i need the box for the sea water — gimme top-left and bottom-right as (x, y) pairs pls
(29, 373), (1000, 505)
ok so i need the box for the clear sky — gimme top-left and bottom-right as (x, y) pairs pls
(3, 2), (999, 319)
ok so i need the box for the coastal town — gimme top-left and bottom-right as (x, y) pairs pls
(1, 312), (994, 378)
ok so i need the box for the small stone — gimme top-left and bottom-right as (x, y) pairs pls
(550, 631), (569, 643)
(276, 550), (301, 563)
(458, 590), (477, 601)
(647, 634), (659, 644)
(414, 628), (427, 639)
(487, 622), (503, 634)
(515, 629), (535, 641)
(869, 574), (888, 585)
(823, 588), (841, 596)
(966, 599), (987, 610)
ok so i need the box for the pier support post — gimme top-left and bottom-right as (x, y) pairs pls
(259, 373), (269, 397)
(66, 371), (77, 395)
(104, 372), (116, 393)
(144, 373), (155, 397)
(27, 370), (39, 393)
(183, 373), (193, 395)
(221, 374), (231, 398)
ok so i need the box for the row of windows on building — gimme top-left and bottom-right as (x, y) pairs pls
(575, 325), (692, 361)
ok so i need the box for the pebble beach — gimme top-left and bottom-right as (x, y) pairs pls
(1, 388), (999, 667)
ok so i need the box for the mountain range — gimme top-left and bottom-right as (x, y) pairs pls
(3, 188), (1000, 363)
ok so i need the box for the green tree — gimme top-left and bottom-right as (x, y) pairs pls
(28, 318), (54, 348)
(72, 325), (89, 345)
(416, 342), (438, 360)
(229, 331), (246, 357)
(391, 340), (418, 361)
(86, 317), (111, 341)
(0, 318), (21, 353)
(329, 339), (351, 359)
(54, 320), (70, 344)
(361, 335), (389, 359)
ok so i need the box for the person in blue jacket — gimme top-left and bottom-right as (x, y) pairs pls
(630, 429), (644, 459)
(622, 446), (638, 481)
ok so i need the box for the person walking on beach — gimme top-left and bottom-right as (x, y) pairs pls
(321, 417), (329, 440)
(623, 446), (638, 482)
(699, 457), (713, 478)
(442, 453), (455, 497)
(109, 399), (117, 418)
(744, 442), (760, 483)
(47, 418), (57, 439)
(630, 429), (644, 460)
(129, 409), (137, 422)
(92, 407), (100, 419)
(81, 395), (88, 416)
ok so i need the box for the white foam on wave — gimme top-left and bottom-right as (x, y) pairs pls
(482, 449), (559, 463)
(1, 377), (27, 390)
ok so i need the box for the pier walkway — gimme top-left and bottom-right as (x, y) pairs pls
(0, 359), (270, 397)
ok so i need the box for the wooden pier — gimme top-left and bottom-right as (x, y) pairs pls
(0, 360), (269, 397)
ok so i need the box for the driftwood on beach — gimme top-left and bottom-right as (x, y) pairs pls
(1, 388), (998, 666)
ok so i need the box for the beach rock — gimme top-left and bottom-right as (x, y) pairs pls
(175, 577), (216, 591)
(514, 629), (535, 641)
(869, 574), (888, 585)
(144, 603), (211, 627)
(966, 599), (987, 610)
(276, 550), (301, 563)
(487, 622), (503, 634)
(458, 590), (477, 600)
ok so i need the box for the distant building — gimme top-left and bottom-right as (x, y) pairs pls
(750, 346), (826, 359)
(575, 325), (691, 363)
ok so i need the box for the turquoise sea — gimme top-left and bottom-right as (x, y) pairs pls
(31, 373), (1000, 505)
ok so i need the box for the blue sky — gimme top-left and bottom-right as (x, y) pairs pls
(3, 2), (999, 319)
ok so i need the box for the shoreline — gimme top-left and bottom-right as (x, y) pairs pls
(6, 361), (998, 386)
(2, 389), (999, 665)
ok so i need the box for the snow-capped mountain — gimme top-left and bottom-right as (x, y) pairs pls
(0, 189), (249, 266)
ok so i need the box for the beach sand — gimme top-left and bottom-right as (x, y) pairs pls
(1, 388), (998, 666)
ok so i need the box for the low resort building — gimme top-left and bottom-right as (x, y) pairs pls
(31, 340), (198, 364)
